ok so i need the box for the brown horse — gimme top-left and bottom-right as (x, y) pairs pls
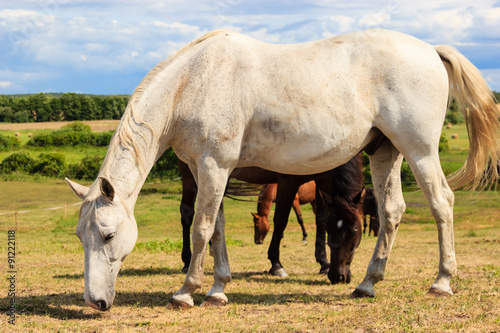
(252, 181), (316, 244)
(362, 187), (379, 236)
(179, 160), (331, 276)
(179, 154), (364, 282)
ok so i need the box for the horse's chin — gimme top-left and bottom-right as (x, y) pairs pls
(328, 266), (351, 284)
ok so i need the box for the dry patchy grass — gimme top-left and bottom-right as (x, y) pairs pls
(0, 181), (499, 332)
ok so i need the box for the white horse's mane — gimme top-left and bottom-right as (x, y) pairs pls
(82, 30), (231, 204)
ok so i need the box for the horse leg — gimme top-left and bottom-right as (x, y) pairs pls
(292, 196), (308, 243)
(363, 215), (368, 235)
(353, 141), (406, 298)
(167, 163), (231, 309)
(268, 177), (300, 277)
(179, 160), (197, 273)
(201, 201), (232, 307)
(405, 154), (456, 296)
(314, 179), (330, 275)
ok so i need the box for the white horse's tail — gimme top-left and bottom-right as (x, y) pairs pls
(435, 45), (500, 190)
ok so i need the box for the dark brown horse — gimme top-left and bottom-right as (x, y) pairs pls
(179, 154), (364, 282)
(252, 181), (316, 244)
(362, 187), (380, 236)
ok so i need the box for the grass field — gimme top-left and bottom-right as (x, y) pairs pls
(0, 121), (499, 332)
(0, 182), (499, 331)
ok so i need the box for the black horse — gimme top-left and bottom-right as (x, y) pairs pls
(362, 187), (380, 236)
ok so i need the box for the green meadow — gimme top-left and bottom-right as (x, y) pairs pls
(0, 122), (498, 332)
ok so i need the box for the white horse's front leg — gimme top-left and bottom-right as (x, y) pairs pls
(201, 201), (231, 307)
(167, 164), (230, 309)
(353, 141), (406, 298)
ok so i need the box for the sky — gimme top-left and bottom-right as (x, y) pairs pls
(1, 0), (500, 95)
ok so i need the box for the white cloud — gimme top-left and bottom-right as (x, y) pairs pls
(1, 0), (499, 93)
(0, 81), (12, 88)
(481, 68), (500, 91)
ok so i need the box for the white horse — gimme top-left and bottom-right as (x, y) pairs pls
(66, 29), (500, 311)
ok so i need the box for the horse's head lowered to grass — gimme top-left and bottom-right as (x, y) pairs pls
(66, 176), (138, 311)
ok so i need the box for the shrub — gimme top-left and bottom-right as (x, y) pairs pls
(32, 153), (66, 177)
(0, 134), (20, 151)
(0, 151), (35, 173)
(439, 132), (449, 152)
(27, 128), (113, 147)
(147, 148), (180, 181)
(70, 155), (104, 180)
(61, 121), (91, 132)
(27, 134), (53, 147)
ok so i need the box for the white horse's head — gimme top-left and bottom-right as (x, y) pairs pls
(66, 176), (137, 311)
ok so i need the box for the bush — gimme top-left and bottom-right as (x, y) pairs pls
(147, 148), (180, 181)
(32, 153), (66, 177)
(439, 132), (449, 152)
(61, 121), (91, 132)
(27, 128), (113, 147)
(70, 155), (104, 180)
(0, 151), (35, 173)
(0, 134), (20, 151)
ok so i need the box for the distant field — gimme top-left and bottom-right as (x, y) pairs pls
(0, 120), (119, 132)
(0, 120), (119, 164)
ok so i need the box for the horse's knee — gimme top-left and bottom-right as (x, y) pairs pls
(185, 275), (203, 290)
(379, 200), (405, 231)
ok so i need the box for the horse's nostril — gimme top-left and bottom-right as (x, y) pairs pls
(96, 299), (108, 311)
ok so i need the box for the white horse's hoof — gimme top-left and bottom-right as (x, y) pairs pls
(166, 298), (193, 310)
(426, 287), (453, 297)
(350, 288), (375, 298)
(200, 296), (227, 307)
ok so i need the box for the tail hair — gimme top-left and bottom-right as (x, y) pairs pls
(435, 45), (500, 190)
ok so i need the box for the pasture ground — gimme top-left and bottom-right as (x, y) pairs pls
(0, 179), (499, 332)
(0, 121), (498, 332)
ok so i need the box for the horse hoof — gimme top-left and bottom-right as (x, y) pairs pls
(319, 265), (330, 275)
(166, 299), (192, 310)
(302, 239), (308, 245)
(181, 266), (189, 274)
(200, 296), (227, 307)
(350, 288), (375, 298)
(426, 288), (452, 298)
(270, 268), (288, 277)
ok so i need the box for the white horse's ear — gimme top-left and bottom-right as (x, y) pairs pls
(98, 176), (115, 202)
(65, 177), (89, 200)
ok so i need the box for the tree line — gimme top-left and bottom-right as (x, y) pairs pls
(0, 93), (129, 123)
(1, 91), (499, 124)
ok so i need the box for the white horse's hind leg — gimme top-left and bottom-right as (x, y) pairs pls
(167, 163), (231, 309)
(353, 141), (406, 297)
(406, 154), (456, 296)
(201, 201), (232, 307)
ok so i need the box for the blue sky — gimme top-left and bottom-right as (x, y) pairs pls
(1, 0), (500, 95)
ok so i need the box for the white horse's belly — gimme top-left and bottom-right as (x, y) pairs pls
(238, 124), (371, 175)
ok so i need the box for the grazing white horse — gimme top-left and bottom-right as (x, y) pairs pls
(66, 29), (500, 311)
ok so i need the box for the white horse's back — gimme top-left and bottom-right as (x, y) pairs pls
(167, 29), (448, 175)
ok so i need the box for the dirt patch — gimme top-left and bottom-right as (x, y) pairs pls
(0, 120), (120, 132)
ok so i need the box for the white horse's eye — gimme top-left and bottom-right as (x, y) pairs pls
(337, 220), (343, 229)
(104, 233), (115, 242)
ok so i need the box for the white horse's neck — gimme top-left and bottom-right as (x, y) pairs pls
(98, 100), (167, 209)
